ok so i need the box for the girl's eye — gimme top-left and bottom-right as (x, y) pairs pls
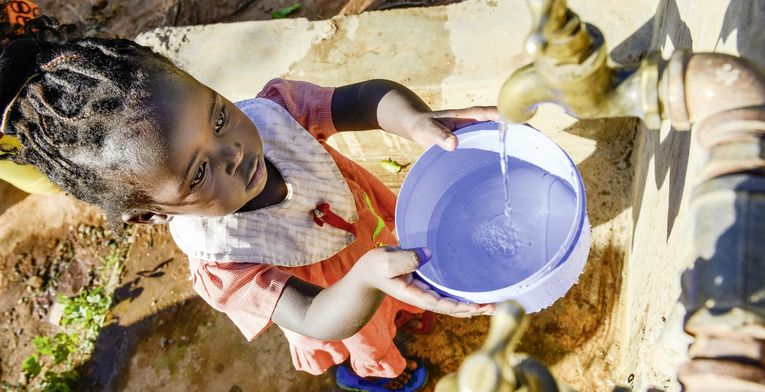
(214, 109), (226, 133)
(191, 162), (207, 188)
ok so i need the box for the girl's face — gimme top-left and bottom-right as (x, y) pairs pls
(127, 74), (266, 222)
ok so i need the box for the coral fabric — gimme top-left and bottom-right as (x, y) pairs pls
(188, 78), (422, 378)
(5, 0), (40, 26)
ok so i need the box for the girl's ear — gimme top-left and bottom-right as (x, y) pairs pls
(121, 211), (173, 225)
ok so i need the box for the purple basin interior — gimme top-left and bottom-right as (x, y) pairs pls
(395, 121), (590, 312)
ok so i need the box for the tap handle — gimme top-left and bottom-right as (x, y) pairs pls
(482, 301), (527, 354)
(526, 0), (569, 58)
(435, 301), (529, 392)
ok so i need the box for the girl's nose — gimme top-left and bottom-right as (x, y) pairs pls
(223, 143), (244, 176)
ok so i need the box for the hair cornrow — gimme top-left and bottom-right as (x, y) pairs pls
(39, 52), (79, 71)
(0, 13), (181, 229)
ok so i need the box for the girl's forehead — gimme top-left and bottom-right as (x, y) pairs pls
(96, 121), (168, 177)
(148, 74), (213, 128)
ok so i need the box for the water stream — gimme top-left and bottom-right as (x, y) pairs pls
(499, 120), (513, 218)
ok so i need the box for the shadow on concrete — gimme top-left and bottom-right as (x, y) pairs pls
(719, 1), (765, 65)
(0, 180), (28, 216)
(563, 118), (637, 228)
(612, 4), (694, 244)
(628, 0), (692, 243)
(610, 17), (654, 66)
(631, 122), (692, 243)
(652, 0), (693, 52)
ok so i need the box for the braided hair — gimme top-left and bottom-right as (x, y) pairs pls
(0, 8), (183, 229)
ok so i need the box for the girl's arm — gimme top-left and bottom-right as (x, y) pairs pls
(331, 79), (498, 150)
(271, 246), (493, 341)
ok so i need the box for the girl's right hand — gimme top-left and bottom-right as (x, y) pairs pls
(353, 246), (495, 318)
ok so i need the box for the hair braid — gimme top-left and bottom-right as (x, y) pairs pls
(0, 14), (180, 229)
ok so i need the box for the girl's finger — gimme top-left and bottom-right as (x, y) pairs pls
(411, 278), (433, 291)
(433, 106), (500, 122)
(480, 304), (496, 315)
(382, 249), (421, 278)
(430, 120), (458, 151)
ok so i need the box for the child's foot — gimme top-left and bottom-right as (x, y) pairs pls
(395, 311), (435, 335)
(336, 358), (428, 392)
(380, 359), (418, 389)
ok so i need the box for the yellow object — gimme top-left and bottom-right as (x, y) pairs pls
(0, 135), (59, 195)
(0, 0), (57, 196)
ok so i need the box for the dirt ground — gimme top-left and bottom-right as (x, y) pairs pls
(36, 0), (462, 39)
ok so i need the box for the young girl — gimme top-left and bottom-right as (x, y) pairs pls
(0, 15), (496, 391)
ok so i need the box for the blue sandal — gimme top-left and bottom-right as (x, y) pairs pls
(336, 358), (428, 392)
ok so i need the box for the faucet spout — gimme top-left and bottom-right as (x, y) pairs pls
(498, 0), (662, 129)
(497, 64), (554, 123)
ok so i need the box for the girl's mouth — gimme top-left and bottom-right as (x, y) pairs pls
(246, 155), (265, 191)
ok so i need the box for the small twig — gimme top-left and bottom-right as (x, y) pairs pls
(374, 0), (437, 11)
(168, 0), (181, 26)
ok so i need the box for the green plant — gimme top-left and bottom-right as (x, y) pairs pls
(58, 287), (110, 351)
(271, 3), (301, 19)
(21, 332), (82, 391)
(19, 245), (127, 392)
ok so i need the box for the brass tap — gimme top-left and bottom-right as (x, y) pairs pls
(498, 0), (661, 129)
(435, 301), (575, 392)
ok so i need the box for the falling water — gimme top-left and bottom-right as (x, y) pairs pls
(499, 120), (513, 218)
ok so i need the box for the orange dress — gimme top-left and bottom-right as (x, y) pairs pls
(5, 0), (39, 26)
(171, 79), (422, 378)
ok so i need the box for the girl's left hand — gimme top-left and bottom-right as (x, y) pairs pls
(407, 106), (499, 151)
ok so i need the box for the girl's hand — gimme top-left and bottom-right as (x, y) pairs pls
(405, 106), (500, 151)
(331, 79), (499, 151)
(353, 246), (495, 318)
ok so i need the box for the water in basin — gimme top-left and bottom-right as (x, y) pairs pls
(426, 152), (578, 292)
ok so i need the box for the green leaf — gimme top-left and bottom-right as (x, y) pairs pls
(380, 158), (410, 174)
(271, 3), (300, 19)
(51, 345), (71, 365)
(34, 335), (53, 356)
(51, 334), (76, 364)
(41, 370), (74, 392)
(21, 355), (42, 378)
